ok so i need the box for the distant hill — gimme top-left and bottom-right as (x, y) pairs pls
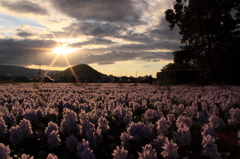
(53, 64), (105, 78)
(0, 65), (60, 78)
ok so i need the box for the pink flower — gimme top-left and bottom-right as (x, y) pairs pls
(21, 154), (34, 159)
(112, 146), (128, 159)
(201, 135), (221, 159)
(138, 144), (157, 159)
(76, 139), (96, 159)
(66, 134), (77, 152)
(156, 117), (169, 135)
(161, 139), (179, 159)
(0, 143), (11, 159)
(46, 153), (58, 159)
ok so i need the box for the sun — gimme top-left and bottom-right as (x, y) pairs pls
(52, 46), (77, 55)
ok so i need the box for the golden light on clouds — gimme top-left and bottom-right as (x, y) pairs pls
(26, 64), (68, 71)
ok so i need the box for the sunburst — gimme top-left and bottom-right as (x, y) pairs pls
(52, 46), (77, 55)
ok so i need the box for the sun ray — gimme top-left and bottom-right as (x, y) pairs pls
(14, 46), (52, 51)
(50, 31), (61, 47)
(68, 26), (78, 39)
(63, 54), (80, 83)
(42, 54), (60, 77)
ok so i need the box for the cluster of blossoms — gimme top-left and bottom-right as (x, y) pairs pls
(45, 121), (61, 149)
(76, 139), (96, 159)
(9, 118), (32, 144)
(112, 146), (128, 159)
(0, 83), (239, 158)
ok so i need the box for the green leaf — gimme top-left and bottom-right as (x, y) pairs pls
(234, 115), (240, 121)
(38, 123), (46, 129)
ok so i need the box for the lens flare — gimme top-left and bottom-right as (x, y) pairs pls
(52, 46), (77, 55)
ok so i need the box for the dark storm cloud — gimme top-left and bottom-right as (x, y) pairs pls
(148, 18), (181, 41)
(70, 22), (126, 38)
(51, 0), (147, 24)
(78, 40), (179, 53)
(0, 39), (56, 66)
(17, 31), (34, 38)
(70, 38), (116, 48)
(116, 41), (179, 51)
(69, 50), (173, 65)
(115, 31), (156, 43)
(1, 0), (48, 15)
(41, 22), (126, 39)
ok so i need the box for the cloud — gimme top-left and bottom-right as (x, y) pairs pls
(0, 39), (56, 66)
(51, 0), (146, 24)
(1, 0), (48, 15)
(78, 40), (179, 53)
(41, 21), (127, 39)
(17, 31), (34, 38)
(67, 50), (173, 66)
(70, 38), (116, 47)
(70, 22), (126, 38)
(0, 37), (174, 68)
(148, 17), (181, 41)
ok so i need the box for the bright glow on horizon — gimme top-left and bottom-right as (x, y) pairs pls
(26, 64), (68, 71)
(52, 46), (77, 55)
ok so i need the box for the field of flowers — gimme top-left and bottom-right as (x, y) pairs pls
(0, 83), (240, 159)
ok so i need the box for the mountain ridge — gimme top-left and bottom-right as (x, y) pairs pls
(53, 64), (105, 78)
(0, 65), (60, 78)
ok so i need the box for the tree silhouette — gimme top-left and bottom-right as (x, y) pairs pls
(165, 0), (240, 84)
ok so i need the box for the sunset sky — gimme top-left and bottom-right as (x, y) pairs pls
(0, 0), (181, 77)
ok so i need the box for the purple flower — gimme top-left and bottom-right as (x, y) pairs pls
(66, 134), (77, 152)
(138, 144), (157, 159)
(167, 114), (175, 126)
(196, 112), (206, 123)
(46, 153), (58, 159)
(130, 102), (141, 111)
(19, 118), (33, 138)
(176, 115), (192, 128)
(208, 114), (225, 128)
(45, 121), (59, 136)
(201, 135), (221, 159)
(112, 146), (128, 159)
(143, 109), (158, 122)
(76, 139), (96, 159)
(238, 130), (240, 143)
(0, 117), (7, 137)
(152, 134), (167, 151)
(161, 139), (179, 159)
(113, 106), (132, 124)
(173, 123), (191, 147)
(97, 116), (109, 133)
(60, 108), (80, 136)
(172, 104), (185, 115)
(0, 143), (11, 159)
(9, 125), (22, 144)
(47, 131), (61, 149)
(21, 154), (34, 159)
(24, 108), (37, 122)
(201, 124), (216, 137)
(120, 131), (133, 148)
(156, 117), (169, 135)
(184, 105), (198, 118)
(126, 122), (149, 142)
(228, 108), (240, 125)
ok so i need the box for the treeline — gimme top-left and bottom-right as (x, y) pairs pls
(158, 0), (240, 85)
